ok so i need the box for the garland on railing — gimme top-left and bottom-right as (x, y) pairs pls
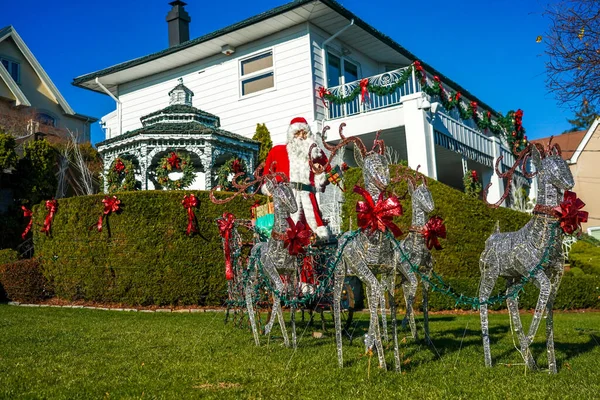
(317, 61), (528, 154)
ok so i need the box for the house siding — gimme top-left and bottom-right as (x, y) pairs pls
(570, 123), (600, 231)
(115, 24), (315, 145)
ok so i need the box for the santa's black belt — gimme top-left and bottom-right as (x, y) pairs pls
(290, 181), (316, 193)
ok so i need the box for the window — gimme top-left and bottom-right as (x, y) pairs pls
(327, 52), (359, 87)
(588, 227), (600, 241)
(0, 57), (20, 84)
(240, 51), (274, 96)
(37, 113), (56, 127)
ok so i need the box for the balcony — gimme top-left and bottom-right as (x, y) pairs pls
(325, 66), (418, 120)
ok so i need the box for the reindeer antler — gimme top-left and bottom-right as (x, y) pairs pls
(483, 143), (534, 208)
(371, 130), (385, 155)
(210, 162), (277, 204)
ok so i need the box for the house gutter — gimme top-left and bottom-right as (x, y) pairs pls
(321, 18), (354, 90)
(95, 77), (122, 137)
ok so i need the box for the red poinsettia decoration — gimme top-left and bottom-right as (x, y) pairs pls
(114, 159), (125, 174)
(283, 219), (312, 256)
(553, 191), (588, 234)
(423, 216), (447, 250)
(231, 159), (242, 174)
(167, 152), (181, 170)
(354, 186), (403, 237)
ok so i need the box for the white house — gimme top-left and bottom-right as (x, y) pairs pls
(74, 0), (524, 228)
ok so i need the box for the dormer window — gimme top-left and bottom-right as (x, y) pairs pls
(1, 57), (20, 84)
(37, 113), (56, 127)
(240, 50), (274, 97)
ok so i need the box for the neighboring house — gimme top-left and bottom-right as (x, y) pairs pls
(0, 25), (96, 142)
(73, 0), (523, 229)
(532, 121), (600, 239)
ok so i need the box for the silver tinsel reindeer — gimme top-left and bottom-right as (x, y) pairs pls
(479, 141), (574, 373)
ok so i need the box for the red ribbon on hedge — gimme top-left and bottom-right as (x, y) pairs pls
(354, 186), (403, 237)
(167, 152), (181, 169)
(359, 78), (369, 103)
(553, 191), (588, 234)
(182, 194), (199, 236)
(283, 218), (312, 256)
(423, 216), (447, 250)
(97, 196), (121, 232)
(217, 213), (236, 280)
(21, 206), (33, 239)
(40, 199), (57, 236)
(317, 86), (330, 108)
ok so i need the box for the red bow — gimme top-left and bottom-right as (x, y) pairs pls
(21, 206), (33, 239)
(114, 159), (125, 174)
(471, 170), (478, 182)
(359, 78), (369, 103)
(97, 196), (121, 232)
(414, 61), (426, 84)
(167, 152), (181, 170)
(470, 101), (478, 118)
(317, 86), (331, 108)
(354, 186), (403, 237)
(217, 213), (236, 280)
(553, 191), (588, 234)
(423, 216), (447, 250)
(182, 194), (199, 236)
(40, 199), (57, 236)
(283, 218), (312, 256)
(455, 92), (461, 102)
(514, 109), (524, 133)
(231, 159), (242, 174)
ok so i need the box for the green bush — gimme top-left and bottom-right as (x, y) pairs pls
(342, 166), (530, 278)
(569, 240), (600, 276)
(33, 191), (260, 306)
(0, 248), (20, 301)
(0, 258), (51, 303)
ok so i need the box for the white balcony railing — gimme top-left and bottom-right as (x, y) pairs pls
(435, 111), (494, 167)
(326, 66), (417, 120)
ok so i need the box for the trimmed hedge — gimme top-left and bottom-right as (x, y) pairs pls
(0, 248), (19, 301)
(342, 166), (531, 278)
(33, 191), (259, 306)
(0, 258), (51, 303)
(569, 241), (600, 276)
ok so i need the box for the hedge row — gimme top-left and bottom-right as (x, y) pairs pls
(33, 191), (259, 306)
(568, 241), (600, 276)
(0, 248), (19, 301)
(341, 166), (531, 277)
(0, 259), (51, 303)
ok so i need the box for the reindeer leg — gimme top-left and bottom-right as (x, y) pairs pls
(522, 269), (551, 370)
(388, 272), (401, 372)
(422, 255), (433, 345)
(479, 262), (498, 368)
(380, 272), (389, 343)
(290, 305), (297, 349)
(401, 271), (419, 341)
(362, 273), (386, 370)
(333, 258), (346, 368)
(245, 281), (260, 346)
(506, 279), (533, 369)
(546, 267), (563, 374)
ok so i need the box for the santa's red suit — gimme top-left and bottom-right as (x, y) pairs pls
(263, 117), (330, 240)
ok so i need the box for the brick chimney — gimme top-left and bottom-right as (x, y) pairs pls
(166, 1), (191, 47)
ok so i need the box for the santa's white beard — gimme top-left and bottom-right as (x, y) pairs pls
(287, 137), (315, 184)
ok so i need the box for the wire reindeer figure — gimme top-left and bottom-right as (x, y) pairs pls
(479, 140), (574, 373)
(323, 126), (419, 372)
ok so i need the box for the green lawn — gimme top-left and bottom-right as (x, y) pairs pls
(0, 305), (599, 399)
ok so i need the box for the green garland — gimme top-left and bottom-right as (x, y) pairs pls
(319, 62), (528, 154)
(216, 158), (248, 191)
(155, 151), (195, 190)
(106, 157), (136, 193)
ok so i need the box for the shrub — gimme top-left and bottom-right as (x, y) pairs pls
(342, 166), (531, 278)
(252, 123), (273, 165)
(0, 248), (19, 301)
(33, 191), (260, 306)
(0, 132), (17, 170)
(0, 258), (51, 303)
(569, 240), (600, 276)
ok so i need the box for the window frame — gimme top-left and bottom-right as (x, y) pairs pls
(0, 56), (21, 84)
(36, 112), (57, 127)
(588, 226), (600, 241)
(238, 49), (276, 99)
(326, 50), (361, 87)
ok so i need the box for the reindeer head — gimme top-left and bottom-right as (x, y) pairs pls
(395, 167), (434, 213)
(531, 141), (574, 191)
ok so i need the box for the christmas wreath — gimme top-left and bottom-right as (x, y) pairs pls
(216, 158), (248, 191)
(106, 157), (136, 193)
(155, 151), (195, 190)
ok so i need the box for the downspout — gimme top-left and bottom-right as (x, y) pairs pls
(95, 77), (122, 137)
(321, 18), (354, 93)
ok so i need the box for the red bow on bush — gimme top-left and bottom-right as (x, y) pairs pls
(283, 218), (312, 256)
(354, 186), (403, 237)
(553, 191), (588, 234)
(21, 206), (33, 239)
(359, 78), (369, 103)
(97, 196), (121, 232)
(114, 159), (125, 174)
(423, 216), (447, 250)
(217, 213), (236, 280)
(167, 152), (181, 170)
(40, 199), (58, 236)
(182, 194), (199, 236)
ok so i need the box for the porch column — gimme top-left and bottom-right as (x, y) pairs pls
(483, 136), (505, 205)
(401, 93), (437, 179)
(139, 143), (149, 190)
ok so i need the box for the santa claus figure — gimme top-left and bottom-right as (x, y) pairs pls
(263, 117), (330, 240)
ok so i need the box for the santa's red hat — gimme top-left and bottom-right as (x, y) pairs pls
(287, 117), (312, 142)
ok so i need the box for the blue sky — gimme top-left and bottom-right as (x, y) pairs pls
(1, 0), (571, 145)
